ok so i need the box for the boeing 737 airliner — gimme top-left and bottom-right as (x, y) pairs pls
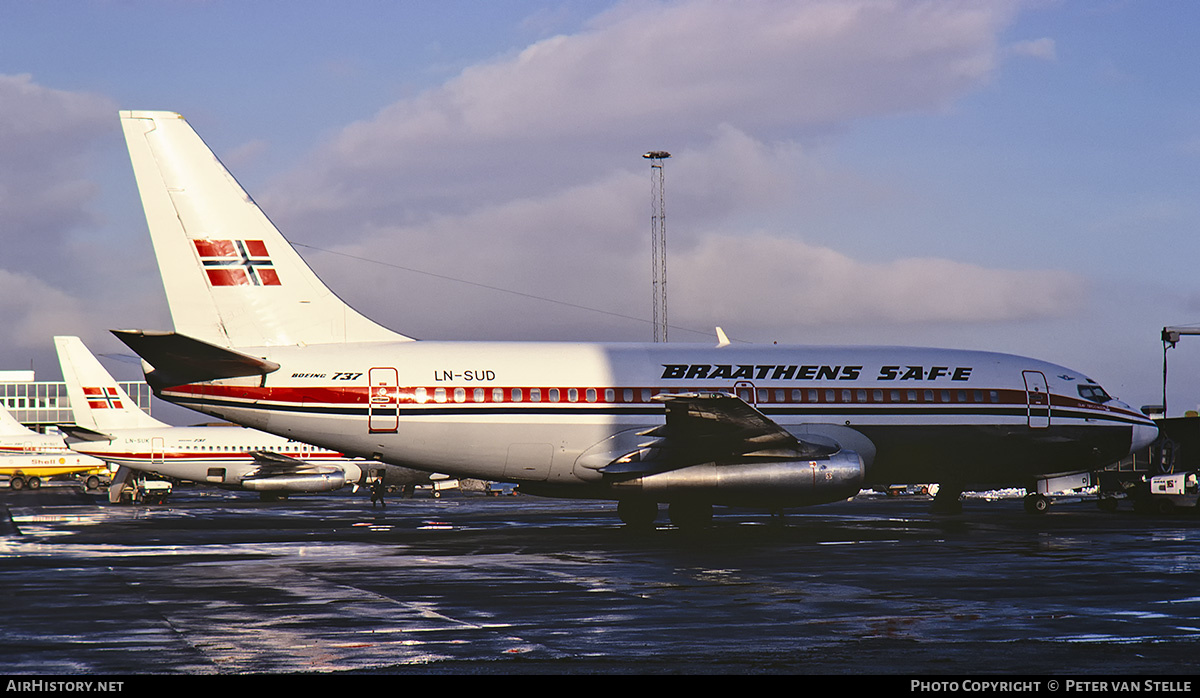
(112, 110), (1157, 526)
(55, 335), (429, 502)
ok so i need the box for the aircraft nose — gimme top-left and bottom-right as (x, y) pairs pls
(1131, 420), (1159, 454)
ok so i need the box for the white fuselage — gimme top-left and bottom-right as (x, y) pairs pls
(69, 424), (362, 489)
(151, 341), (1158, 498)
(1, 430), (108, 476)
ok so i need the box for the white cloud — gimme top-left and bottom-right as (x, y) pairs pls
(250, 0), (1077, 343)
(0, 74), (114, 271)
(0, 74), (126, 370)
(671, 233), (1087, 331)
(268, 0), (1019, 220)
(0, 269), (89, 350)
(1008, 37), (1056, 61)
(294, 125), (1085, 343)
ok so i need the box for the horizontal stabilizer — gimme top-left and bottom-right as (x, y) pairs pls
(58, 424), (115, 443)
(112, 329), (279, 387)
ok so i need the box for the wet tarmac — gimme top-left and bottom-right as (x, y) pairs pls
(2, 484), (1200, 676)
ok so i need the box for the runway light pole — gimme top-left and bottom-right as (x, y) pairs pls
(644, 151), (670, 343)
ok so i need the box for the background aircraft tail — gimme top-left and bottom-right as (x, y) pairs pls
(0, 405), (37, 438)
(119, 110), (411, 349)
(54, 336), (166, 431)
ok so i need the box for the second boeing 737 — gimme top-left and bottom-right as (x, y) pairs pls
(55, 335), (429, 502)
(112, 110), (1157, 525)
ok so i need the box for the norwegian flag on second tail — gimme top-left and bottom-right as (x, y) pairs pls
(83, 387), (122, 410)
(193, 240), (282, 286)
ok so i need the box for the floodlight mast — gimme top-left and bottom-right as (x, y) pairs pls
(644, 151), (670, 343)
(1161, 326), (1200, 415)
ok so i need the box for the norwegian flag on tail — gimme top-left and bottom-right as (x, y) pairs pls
(194, 239), (282, 286)
(83, 387), (122, 410)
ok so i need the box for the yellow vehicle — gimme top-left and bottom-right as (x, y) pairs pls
(1, 405), (108, 489)
(1, 453), (109, 490)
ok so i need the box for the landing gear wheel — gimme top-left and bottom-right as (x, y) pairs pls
(617, 499), (658, 528)
(668, 501), (713, 529)
(930, 484), (963, 515)
(1023, 493), (1049, 514)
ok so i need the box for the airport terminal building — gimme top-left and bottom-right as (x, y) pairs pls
(0, 370), (153, 428)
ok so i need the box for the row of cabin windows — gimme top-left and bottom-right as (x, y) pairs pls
(747, 388), (1002, 405)
(185, 445), (318, 452)
(405, 387), (1003, 405)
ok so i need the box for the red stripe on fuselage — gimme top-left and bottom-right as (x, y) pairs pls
(156, 382), (1141, 421)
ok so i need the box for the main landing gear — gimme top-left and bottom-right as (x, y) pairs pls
(617, 499), (658, 528)
(1023, 493), (1049, 514)
(616, 499), (715, 529)
(930, 483), (963, 515)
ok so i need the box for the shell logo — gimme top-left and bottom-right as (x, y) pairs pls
(59, 457), (66, 464)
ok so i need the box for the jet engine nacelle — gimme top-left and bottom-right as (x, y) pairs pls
(240, 471), (347, 492)
(609, 451), (865, 506)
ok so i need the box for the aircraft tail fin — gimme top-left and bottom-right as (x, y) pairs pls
(118, 110), (412, 349)
(54, 336), (167, 431)
(0, 406), (36, 437)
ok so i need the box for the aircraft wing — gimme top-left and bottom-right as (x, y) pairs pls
(246, 450), (344, 476)
(600, 392), (838, 474)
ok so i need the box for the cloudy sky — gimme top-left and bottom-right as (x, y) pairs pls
(3, 0), (1200, 420)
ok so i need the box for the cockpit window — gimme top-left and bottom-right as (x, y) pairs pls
(1078, 382), (1112, 403)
